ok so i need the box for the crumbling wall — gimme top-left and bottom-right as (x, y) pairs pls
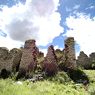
(64, 37), (76, 69)
(43, 45), (58, 76)
(0, 47), (22, 73)
(89, 52), (95, 69)
(77, 51), (91, 69)
(89, 52), (95, 62)
(10, 48), (22, 72)
(0, 47), (11, 72)
(19, 40), (39, 77)
(0, 37), (77, 78)
(55, 49), (63, 63)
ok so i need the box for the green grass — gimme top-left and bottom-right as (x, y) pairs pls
(0, 79), (87, 95)
(83, 70), (95, 82)
(83, 70), (95, 95)
(0, 70), (95, 95)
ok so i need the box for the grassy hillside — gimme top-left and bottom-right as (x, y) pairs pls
(0, 70), (95, 95)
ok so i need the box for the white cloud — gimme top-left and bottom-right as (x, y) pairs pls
(66, 5), (80, 12)
(86, 6), (95, 10)
(39, 45), (63, 57)
(65, 13), (95, 56)
(89, 6), (95, 9)
(73, 5), (80, 10)
(0, 0), (63, 49)
(0, 36), (23, 50)
(54, 45), (63, 50)
(66, 7), (72, 12)
(39, 48), (47, 57)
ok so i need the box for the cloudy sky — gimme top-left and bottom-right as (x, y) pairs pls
(0, 0), (95, 56)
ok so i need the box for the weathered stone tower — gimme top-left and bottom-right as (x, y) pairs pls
(43, 45), (58, 76)
(19, 39), (39, 77)
(64, 37), (76, 69)
(44, 45), (57, 64)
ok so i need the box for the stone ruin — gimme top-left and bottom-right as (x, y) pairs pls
(19, 39), (39, 77)
(77, 51), (95, 69)
(10, 48), (22, 72)
(42, 45), (58, 76)
(89, 52), (95, 63)
(37, 51), (44, 65)
(0, 47), (22, 72)
(0, 47), (11, 73)
(0, 47), (22, 78)
(55, 49), (63, 63)
(44, 45), (57, 64)
(77, 51), (90, 69)
(89, 52), (95, 69)
(63, 37), (76, 69)
(0, 37), (77, 78)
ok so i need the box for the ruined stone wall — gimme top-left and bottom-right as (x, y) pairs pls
(19, 40), (39, 75)
(77, 51), (91, 69)
(64, 37), (76, 69)
(43, 45), (58, 76)
(37, 51), (44, 65)
(10, 48), (22, 72)
(89, 52), (95, 62)
(0, 47), (22, 73)
(55, 49), (63, 63)
(0, 47), (11, 72)
(44, 45), (57, 64)
(0, 37), (77, 76)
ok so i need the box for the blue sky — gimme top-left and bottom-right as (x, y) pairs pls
(0, 0), (95, 56)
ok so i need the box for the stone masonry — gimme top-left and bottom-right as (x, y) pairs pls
(19, 39), (39, 76)
(64, 37), (76, 69)
(0, 47), (22, 73)
(0, 37), (78, 77)
(77, 51), (91, 69)
(43, 45), (58, 76)
(55, 49), (63, 63)
(89, 52), (95, 63)
(44, 45), (57, 64)
(10, 48), (22, 72)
